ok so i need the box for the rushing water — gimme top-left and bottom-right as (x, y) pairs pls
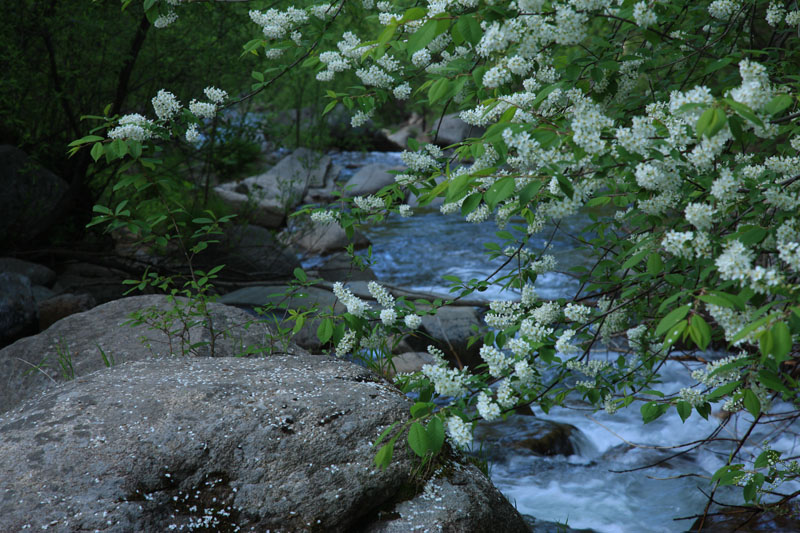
(325, 151), (800, 532)
(328, 151), (592, 301)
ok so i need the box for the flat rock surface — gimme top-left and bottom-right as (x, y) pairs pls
(0, 356), (528, 532)
(343, 163), (400, 197)
(0, 294), (306, 414)
(286, 220), (370, 256)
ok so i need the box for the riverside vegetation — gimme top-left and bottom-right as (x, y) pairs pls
(60, 0), (800, 528)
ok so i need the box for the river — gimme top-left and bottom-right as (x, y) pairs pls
(327, 150), (800, 532)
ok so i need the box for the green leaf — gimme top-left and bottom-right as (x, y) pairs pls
(407, 19), (440, 55)
(400, 7), (427, 23)
(410, 402), (434, 418)
(622, 249), (649, 270)
(322, 100), (338, 116)
(655, 304), (690, 337)
(731, 313), (778, 343)
(689, 314), (712, 350)
(90, 142), (104, 162)
(472, 66), (488, 88)
(316, 318), (334, 344)
(428, 78), (451, 104)
(373, 421), (399, 447)
(68, 135), (104, 147)
(754, 450), (770, 469)
(408, 422), (430, 457)
(647, 253), (663, 276)
(743, 388), (761, 418)
(676, 401), (692, 422)
(712, 464), (744, 485)
(555, 175), (574, 199)
(460, 192), (483, 216)
(377, 23), (397, 48)
(445, 172), (473, 203)
(518, 181), (542, 205)
(484, 177), (515, 209)
(455, 15), (482, 46)
(697, 293), (737, 309)
(641, 401), (668, 424)
(764, 321), (792, 364)
(695, 108), (713, 138)
(738, 226), (767, 246)
(764, 94), (793, 116)
(662, 320), (687, 350)
(293, 267), (307, 283)
(128, 140), (142, 159)
(696, 107), (727, 138)
(426, 417), (445, 454)
(374, 441), (394, 469)
(696, 402), (711, 420)
(706, 380), (742, 401)
(725, 99), (765, 127)
(729, 114), (745, 142)
(108, 138), (127, 160)
(252, 70), (264, 82)
(757, 369), (791, 394)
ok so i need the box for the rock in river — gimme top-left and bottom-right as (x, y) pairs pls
(0, 356), (529, 532)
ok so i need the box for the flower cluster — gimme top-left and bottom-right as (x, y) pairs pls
(108, 114), (154, 141)
(332, 282), (368, 317)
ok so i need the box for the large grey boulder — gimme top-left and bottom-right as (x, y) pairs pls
(197, 223), (301, 280)
(317, 252), (378, 282)
(0, 257), (56, 286)
(37, 292), (96, 330)
(402, 305), (484, 369)
(342, 163), (401, 197)
(0, 272), (38, 346)
(0, 145), (69, 247)
(303, 162), (343, 204)
(51, 262), (132, 304)
(284, 219), (371, 256)
(381, 112), (428, 150)
(475, 415), (582, 460)
(432, 113), (485, 146)
(112, 223), (300, 281)
(220, 285), (344, 352)
(0, 294), (306, 414)
(365, 461), (529, 533)
(386, 351), (439, 378)
(215, 148), (335, 228)
(0, 356), (527, 532)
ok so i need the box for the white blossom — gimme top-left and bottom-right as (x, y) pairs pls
(151, 89), (181, 121)
(203, 87), (227, 104)
(564, 303), (591, 323)
(477, 391), (501, 421)
(393, 82), (412, 100)
(185, 124), (199, 143)
(480, 345), (510, 377)
(633, 1), (657, 28)
(189, 100), (217, 119)
(154, 11), (178, 29)
(446, 416), (472, 449)
(108, 114), (153, 141)
(332, 282), (369, 317)
(404, 314), (422, 329)
(336, 330), (357, 357)
(368, 281), (395, 308)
